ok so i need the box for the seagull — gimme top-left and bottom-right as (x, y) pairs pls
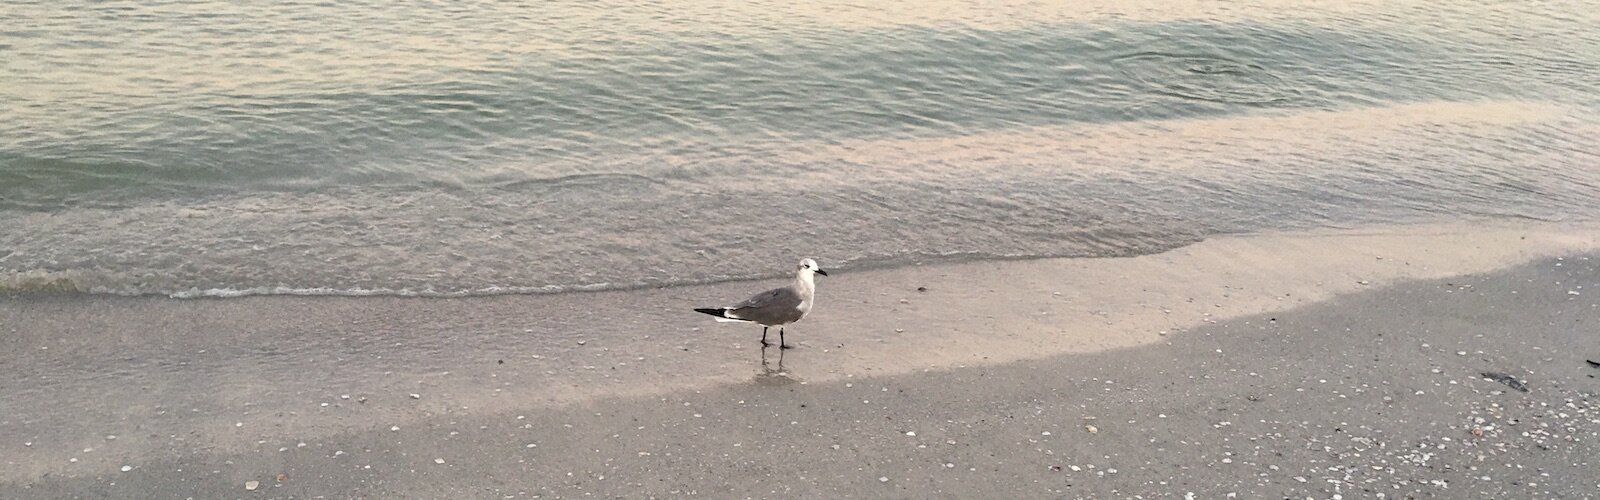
(695, 258), (828, 349)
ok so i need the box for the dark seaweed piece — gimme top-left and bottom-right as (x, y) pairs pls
(1480, 372), (1529, 392)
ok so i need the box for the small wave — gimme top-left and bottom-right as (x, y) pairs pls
(0, 269), (92, 295)
(1109, 52), (1296, 105)
(0, 272), (625, 299)
(165, 283), (618, 299)
(0, 266), (616, 299)
(487, 172), (666, 191)
(0, 240), (1187, 300)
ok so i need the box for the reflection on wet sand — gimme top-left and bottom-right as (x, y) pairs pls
(755, 345), (797, 386)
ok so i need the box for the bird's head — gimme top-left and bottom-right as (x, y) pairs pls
(798, 258), (828, 277)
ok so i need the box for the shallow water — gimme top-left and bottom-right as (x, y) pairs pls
(2, 0), (1598, 296)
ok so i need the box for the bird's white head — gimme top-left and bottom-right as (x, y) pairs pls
(797, 258), (828, 277)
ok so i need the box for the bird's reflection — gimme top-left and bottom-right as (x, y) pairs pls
(754, 344), (797, 386)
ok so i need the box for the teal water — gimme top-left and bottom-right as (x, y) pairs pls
(2, 0), (1599, 296)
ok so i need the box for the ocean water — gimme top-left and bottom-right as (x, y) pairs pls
(2, 0), (1598, 297)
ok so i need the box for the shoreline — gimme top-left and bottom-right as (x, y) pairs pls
(6, 98), (1597, 300)
(3, 221), (1600, 493)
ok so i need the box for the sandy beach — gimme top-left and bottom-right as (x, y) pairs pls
(3, 223), (1598, 498)
(7, 0), (1600, 497)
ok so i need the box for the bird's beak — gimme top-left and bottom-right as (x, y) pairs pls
(815, 269), (829, 276)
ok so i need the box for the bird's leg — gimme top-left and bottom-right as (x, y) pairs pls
(780, 327), (794, 350)
(760, 326), (771, 347)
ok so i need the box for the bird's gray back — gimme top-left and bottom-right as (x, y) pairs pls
(728, 285), (805, 326)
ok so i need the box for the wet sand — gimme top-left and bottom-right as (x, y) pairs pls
(3, 223), (1599, 498)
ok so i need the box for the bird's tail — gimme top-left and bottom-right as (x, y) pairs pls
(694, 308), (729, 318)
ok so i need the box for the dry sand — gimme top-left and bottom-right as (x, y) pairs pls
(2, 222), (1598, 498)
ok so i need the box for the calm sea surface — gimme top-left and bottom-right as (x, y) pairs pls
(2, 0), (1598, 297)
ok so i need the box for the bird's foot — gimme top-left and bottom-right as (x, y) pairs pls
(780, 343), (795, 350)
(760, 340), (772, 347)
